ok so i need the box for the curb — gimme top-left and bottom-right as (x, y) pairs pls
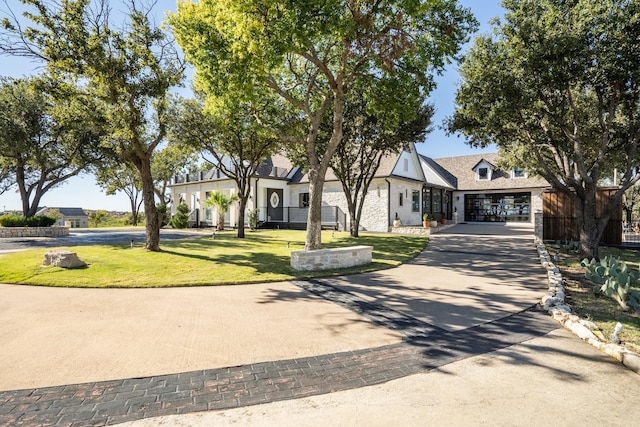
(536, 244), (640, 375)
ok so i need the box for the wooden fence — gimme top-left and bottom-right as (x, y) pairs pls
(543, 188), (622, 245)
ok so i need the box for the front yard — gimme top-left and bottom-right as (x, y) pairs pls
(0, 230), (427, 288)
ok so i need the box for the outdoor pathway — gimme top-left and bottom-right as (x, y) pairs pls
(0, 279), (558, 426)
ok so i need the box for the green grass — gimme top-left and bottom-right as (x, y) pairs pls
(550, 244), (640, 353)
(0, 230), (427, 288)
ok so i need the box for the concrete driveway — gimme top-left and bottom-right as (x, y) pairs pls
(1, 223), (639, 426)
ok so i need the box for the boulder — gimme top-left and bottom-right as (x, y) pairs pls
(43, 251), (87, 269)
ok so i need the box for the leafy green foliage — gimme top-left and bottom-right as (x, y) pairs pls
(248, 208), (260, 231)
(582, 256), (640, 311)
(171, 203), (190, 229)
(88, 210), (109, 228)
(167, 97), (279, 238)
(2, 0), (185, 250)
(0, 214), (55, 227)
(0, 76), (107, 217)
(169, 0), (476, 250)
(555, 240), (581, 254)
(449, 0), (640, 259)
(329, 89), (434, 237)
(206, 191), (239, 231)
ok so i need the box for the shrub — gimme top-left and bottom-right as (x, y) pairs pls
(0, 214), (25, 227)
(156, 203), (169, 227)
(171, 203), (190, 229)
(248, 208), (260, 231)
(0, 214), (56, 227)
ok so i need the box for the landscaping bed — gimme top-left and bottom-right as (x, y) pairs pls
(551, 244), (640, 353)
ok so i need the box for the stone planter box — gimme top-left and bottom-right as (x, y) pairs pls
(0, 226), (69, 238)
(291, 245), (373, 271)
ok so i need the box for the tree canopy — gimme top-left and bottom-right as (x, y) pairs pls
(331, 91), (434, 237)
(448, 0), (640, 258)
(0, 76), (106, 217)
(1, 0), (185, 250)
(170, 0), (477, 250)
(167, 97), (280, 238)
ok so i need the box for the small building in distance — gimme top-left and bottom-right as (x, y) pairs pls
(36, 207), (89, 228)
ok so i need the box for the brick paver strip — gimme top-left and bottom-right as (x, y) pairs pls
(0, 280), (558, 426)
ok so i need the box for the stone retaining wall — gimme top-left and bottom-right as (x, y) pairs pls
(291, 246), (373, 271)
(0, 227), (69, 238)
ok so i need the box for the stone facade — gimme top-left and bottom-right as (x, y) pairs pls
(389, 179), (424, 227)
(290, 246), (373, 271)
(317, 180), (390, 232)
(0, 227), (69, 238)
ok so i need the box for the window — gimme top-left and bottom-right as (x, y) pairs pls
(204, 192), (213, 220)
(299, 192), (309, 207)
(464, 192), (531, 222)
(422, 188), (431, 214)
(478, 167), (489, 180)
(399, 192), (403, 207)
(403, 159), (409, 172)
(432, 189), (442, 213)
(412, 190), (420, 212)
(512, 168), (526, 179)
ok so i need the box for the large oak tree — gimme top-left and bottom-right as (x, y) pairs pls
(170, 0), (476, 250)
(1, 0), (184, 250)
(0, 76), (106, 217)
(448, 0), (640, 259)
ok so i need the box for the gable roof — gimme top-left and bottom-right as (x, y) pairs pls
(419, 154), (456, 189)
(433, 153), (548, 191)
(291, 148), (410, 184)
(471, 158), (497, 172)
(37, 207), (88, 217)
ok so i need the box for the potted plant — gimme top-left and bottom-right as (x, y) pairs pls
(393, 212), (401, 228)
(423, 213), (430, 228)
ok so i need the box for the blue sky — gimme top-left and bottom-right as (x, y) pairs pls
(0, 0), (503, 212)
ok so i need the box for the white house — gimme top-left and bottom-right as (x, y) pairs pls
(36, 207), (89, 228)
(169, 144), (548, 231)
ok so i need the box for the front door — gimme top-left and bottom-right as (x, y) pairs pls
(267, 188), (283, 221)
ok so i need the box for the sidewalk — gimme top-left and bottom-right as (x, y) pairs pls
(2, 223), (639, 426)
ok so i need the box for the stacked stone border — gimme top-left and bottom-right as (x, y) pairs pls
(0, 227), (69, 238)
(290, 246), (372, 271)
(536, 244), (640, 375)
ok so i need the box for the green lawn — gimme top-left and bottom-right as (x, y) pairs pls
(0, 230), (428, 288)
(551, 244), (640, 353)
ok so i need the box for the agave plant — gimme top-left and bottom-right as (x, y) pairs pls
(581, 256), (640, 312)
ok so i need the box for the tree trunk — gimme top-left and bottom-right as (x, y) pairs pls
(137, 158), (160, 251)
(346, 197), (359, 237)
(129, 198), (139, 226)
(305, 169), (325, 251)
(217, 211), (225, 231)
(304, 91), (345, 251)
(237, 196), (248, 238)
(576, 188), (600, 260)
